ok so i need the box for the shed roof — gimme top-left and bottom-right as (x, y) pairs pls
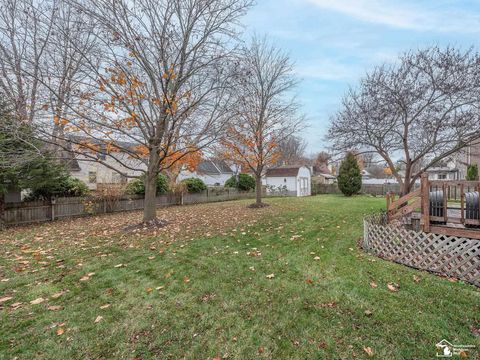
(265, 166), (304, 177)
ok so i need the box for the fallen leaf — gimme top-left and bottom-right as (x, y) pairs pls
(363, 346), (374, 357)
(47, 305), (63, 311)
(413, 275), (421, 283)
(306, 279), (314, 285)
(30, 297), (45, 305)
(183, 276), (190, 284)
(100, 304), (110, 309)
(314, 256), (320, 260)
(258, 347), (265, 354)
(470, 325), (480, 337)
(266, 274), (275, 279)
(79, 275), (90, 282)
(0, 296), (13, 303)
(156, 286), (164, 291)
(114, 264), (125, 268)
(94, 315), (103, 323)
(146, 288), (153, 293)
(56, 327), (65, 335)
(369, 281), (378, 289)
(51, 291), (65, 299)
(387, 283), (398, 292)
(364, 310), (373, 317)
(10, 302), (22, 309)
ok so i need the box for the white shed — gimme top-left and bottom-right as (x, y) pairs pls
(264, 166), (311, 197)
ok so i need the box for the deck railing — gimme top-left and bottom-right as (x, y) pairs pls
(386, 173), (480, 240)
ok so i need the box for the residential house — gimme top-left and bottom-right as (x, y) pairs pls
(311, 164), (336, 184)
(452, 140), (480, 179)
(178, 160), (235, 186)
(263, 165), (311, 197)
(64, 136), (146, 190)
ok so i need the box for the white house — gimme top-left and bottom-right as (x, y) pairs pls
(178, 160), (235, 186)
(63, 137), (146, 190)
(263, 165), (311, 197)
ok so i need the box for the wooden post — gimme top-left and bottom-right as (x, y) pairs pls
(442, 183), (447, 223)
(421, 173), (430, 233)
(386, 192), (391, 222)
(50, 198), (56, 221)
(460, 183), (465, 225)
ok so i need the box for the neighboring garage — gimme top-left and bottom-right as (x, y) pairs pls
(263, 165), (311, 197)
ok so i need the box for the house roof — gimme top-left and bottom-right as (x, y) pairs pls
(265, 165), (305, 177)
(312, 164), (330, 175)
(197, 160), (233, 175)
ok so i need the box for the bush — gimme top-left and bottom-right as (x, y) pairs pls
(337, 152), (362, 196)
(466, 164), (479, 181)
(225, 174), (256, 191)
(181, 178), (207, 193)
(27, 176), (89, 200)
(126, 174), (169, 195)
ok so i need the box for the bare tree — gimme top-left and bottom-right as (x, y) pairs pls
(38, 0), (252, 223)
(328, 47), (480, 195)
(315, 151), (330, 167)
(0, 0), (55, 123)
(277, 135), (307, 165)
(222, 37), (304, 206)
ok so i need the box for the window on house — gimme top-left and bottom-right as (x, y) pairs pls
(438, 174), (447, 180)
(88, 171), (97, 184)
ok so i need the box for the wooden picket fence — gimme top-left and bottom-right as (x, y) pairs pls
(3, 189), (259, 226)
(363, 213), (480, 287)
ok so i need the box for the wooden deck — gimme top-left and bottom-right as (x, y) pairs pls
(387, 174), (480, 239)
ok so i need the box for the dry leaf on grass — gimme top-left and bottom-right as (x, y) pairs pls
(266, 274), (275, 279)
(56, 327), (65, 336)
(100, 304), (110, 309)
(183, 277), (190, 284)
(47, 305), (62, 311)
(0, 296), (13, 303)
(369, 281), (378, 289)
(413, 275), (421, 283)
(94, 315), (103, 323)
(51, 291), (66, 299)
(30, 297), (45, 305)
(387, 283), (398, 292)
(363, 346), (374, 356)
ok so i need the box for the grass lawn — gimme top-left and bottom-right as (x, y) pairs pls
(1, 195), (479, 359)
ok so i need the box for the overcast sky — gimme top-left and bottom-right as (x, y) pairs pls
(243, 0), (480, 155)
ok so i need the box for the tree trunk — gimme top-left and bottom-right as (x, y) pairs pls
(143, 170), (157, 222)
(400, 165), (413, 196)
(255, 174), (262, 205)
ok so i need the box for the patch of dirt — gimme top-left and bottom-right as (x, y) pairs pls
(247, 203), (270, 209)
(123, 219), (169, 233)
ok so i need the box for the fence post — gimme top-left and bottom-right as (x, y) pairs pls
(421, 173), (430, 233)
(386, 192), (391, 222)
(50, 198), (56, 221)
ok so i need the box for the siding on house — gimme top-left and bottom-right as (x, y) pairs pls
(263, 165), (311, 197)
(71, 153), (146, 190)
(178, 160), (235, 186)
